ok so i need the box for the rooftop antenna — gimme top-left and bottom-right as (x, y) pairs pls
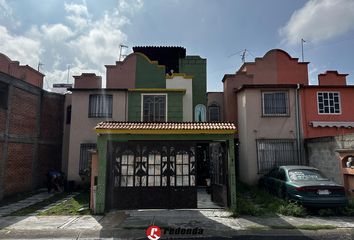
(66, 64), (71, 84)
(301, 38), (306, 62)
(119, 44), (128, 61)
(241, 49), (247, 63)
(37, 62), (44, 72)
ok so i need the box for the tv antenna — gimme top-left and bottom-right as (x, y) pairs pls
(37, 61), (44, 72)
(119, 44), (128, 61)
(66, 64), (71, 84)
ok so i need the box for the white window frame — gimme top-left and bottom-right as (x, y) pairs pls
(141, 93), (168, 122)
(317, 91), (341, 115)
(261, 91), (289, 117)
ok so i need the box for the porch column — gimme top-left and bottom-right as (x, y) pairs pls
(227, 137), (237, 210)
(95, 135), (108, 214)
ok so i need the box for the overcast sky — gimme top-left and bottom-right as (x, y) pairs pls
(0, 0), (354, 91)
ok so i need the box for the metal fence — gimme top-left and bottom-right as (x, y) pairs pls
(256, 139), (298, 173)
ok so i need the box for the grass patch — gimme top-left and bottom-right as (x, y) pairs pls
(8, 192), (68, 216)
(233, 181), (307, 217)
(39, 192), (90, 215)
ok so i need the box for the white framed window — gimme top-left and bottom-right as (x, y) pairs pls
(88, 94), (113, 118)
(262, 91), (289, 116)
(317, 92), (341, 114)
(141, 94), (167, 122)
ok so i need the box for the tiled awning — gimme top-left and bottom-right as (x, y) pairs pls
(311, 121), (354, 128)
(95, 121), (236, 135)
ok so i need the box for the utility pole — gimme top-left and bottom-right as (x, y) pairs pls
(119, 44), (128, 61)
(301, 38), (306, 62)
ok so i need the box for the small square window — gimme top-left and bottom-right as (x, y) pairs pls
(262, 91), (289, 116)
(88, 94), (112, 118)
(142, 94), (166, 122)
(317, 92), (341, 114)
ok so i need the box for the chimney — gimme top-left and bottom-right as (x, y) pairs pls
(318, 71), (347, 86)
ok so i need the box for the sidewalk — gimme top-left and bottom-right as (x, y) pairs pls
(0, 209), (354, 238)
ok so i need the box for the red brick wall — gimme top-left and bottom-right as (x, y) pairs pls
(40, 94), (64, 140)
(36, 144), (62, 188)
(5, 143), (33, 195)
(9, 88), (37, 136)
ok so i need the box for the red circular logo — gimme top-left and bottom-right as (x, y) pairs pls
(146, 225), (161, 240)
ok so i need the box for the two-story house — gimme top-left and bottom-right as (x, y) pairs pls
(63, 46), (237, 213)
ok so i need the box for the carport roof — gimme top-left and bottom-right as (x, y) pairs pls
(94, 121), (236, 134)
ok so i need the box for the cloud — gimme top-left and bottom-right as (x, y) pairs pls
(0, 0), (144, 90)
(0, 26), (42, 66)
(0, 0), (11, 17)
(280, 0), (354, 45)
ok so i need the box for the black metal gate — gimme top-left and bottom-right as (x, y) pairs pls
(107, 141), (197, 209)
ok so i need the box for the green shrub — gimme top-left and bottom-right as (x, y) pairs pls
(277, 201), (307, 217)
(318, 208), (335, 217)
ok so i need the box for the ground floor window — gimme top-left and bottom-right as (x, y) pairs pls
(79, 143), (97, 175)
(256, 139), (298, 173)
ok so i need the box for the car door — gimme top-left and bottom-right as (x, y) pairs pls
(274, 168), (287, 198)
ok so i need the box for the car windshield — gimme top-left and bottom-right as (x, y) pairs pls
(288, 169), (327, 181)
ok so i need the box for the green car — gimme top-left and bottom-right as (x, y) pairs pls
(259, 166), (348, 208)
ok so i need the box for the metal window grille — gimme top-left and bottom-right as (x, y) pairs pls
(88, 94), (112, 118)
(256, 139), (298, 173)
(317, 92), (340, 114)
(208, 105), (220, 122)
(79, 143), (97, 175)
(143, 95), (166, 122)
(262, 92), (289, 116)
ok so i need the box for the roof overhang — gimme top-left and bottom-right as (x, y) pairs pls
(311, 121), (354, 128)
(94, 122), (237, 135)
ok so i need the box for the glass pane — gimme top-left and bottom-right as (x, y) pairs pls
(128, 165), (134, 175)
(183, 176), (189, 186)
(148, 154), (155, 164)
(122, 155), (127, 164)
(148, 176), (154, 186)
(162, 176), (168, 186)
(155, 154), (161, 164)
(148, 165), (154, 175)
(176, 176), (182, 186)
(176, 165), (182, 175)
(176, 154), (182, 164)
(183, 154), (189, 164)
(170, 176), (175, 186)
(183, 165), (189, 174)
(135, 176), (140, 186)
(128, 155), (134, 164)
(127, 176), (133, 186)
(155, 176), (160, 186)
(121, 166), (127, 175)
(155, 166), (161, 175)
(121, 176), (127, 187)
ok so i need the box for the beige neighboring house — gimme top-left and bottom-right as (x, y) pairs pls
(62, 74), (127, 182)
(236, 85), (299, 184)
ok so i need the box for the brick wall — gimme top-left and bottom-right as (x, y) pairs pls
(9, 88), (37, 136)
(5, 143), (33, 195)
(40, 93), (64, 140)
(36, 144), (62, 187)
(0, 109), (5, 133)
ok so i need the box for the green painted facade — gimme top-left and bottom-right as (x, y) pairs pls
(94, 133), (236, 213)
(135, 54), (166, 88)
(128, 91), (183, 122)
(179, 56), (207, 120)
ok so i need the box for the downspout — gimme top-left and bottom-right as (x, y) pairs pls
(295, 84), (301, 164)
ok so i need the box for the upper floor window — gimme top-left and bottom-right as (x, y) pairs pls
(142, 94), (166, 122)
(262, 91), (289, 116)
(317, 92), (341, 114)
(208, 104), (220, 122)
(0, 81), (9, 109)
(89, 94), (112, 118)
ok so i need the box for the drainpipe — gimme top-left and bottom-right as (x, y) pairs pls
(295, 84), (302, 165)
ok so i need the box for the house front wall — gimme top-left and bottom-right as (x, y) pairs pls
(301, 87), (354, 138)
(166, 75), (193, 121)
(67, 90), (127, 182)
(237, 88), (298, 184)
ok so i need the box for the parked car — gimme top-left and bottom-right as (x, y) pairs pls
(259, 166), (348, 208)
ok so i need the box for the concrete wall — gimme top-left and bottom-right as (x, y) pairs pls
(237, 88), (297, 184)
(306, 134), (354, 185)
(67, 90), (127, 182)
(166, 75), (193, 121)
(0, 72), (64, 199)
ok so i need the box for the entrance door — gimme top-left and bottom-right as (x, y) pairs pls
(107, 141), (197, 210)
(209, 142), (228, 207)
